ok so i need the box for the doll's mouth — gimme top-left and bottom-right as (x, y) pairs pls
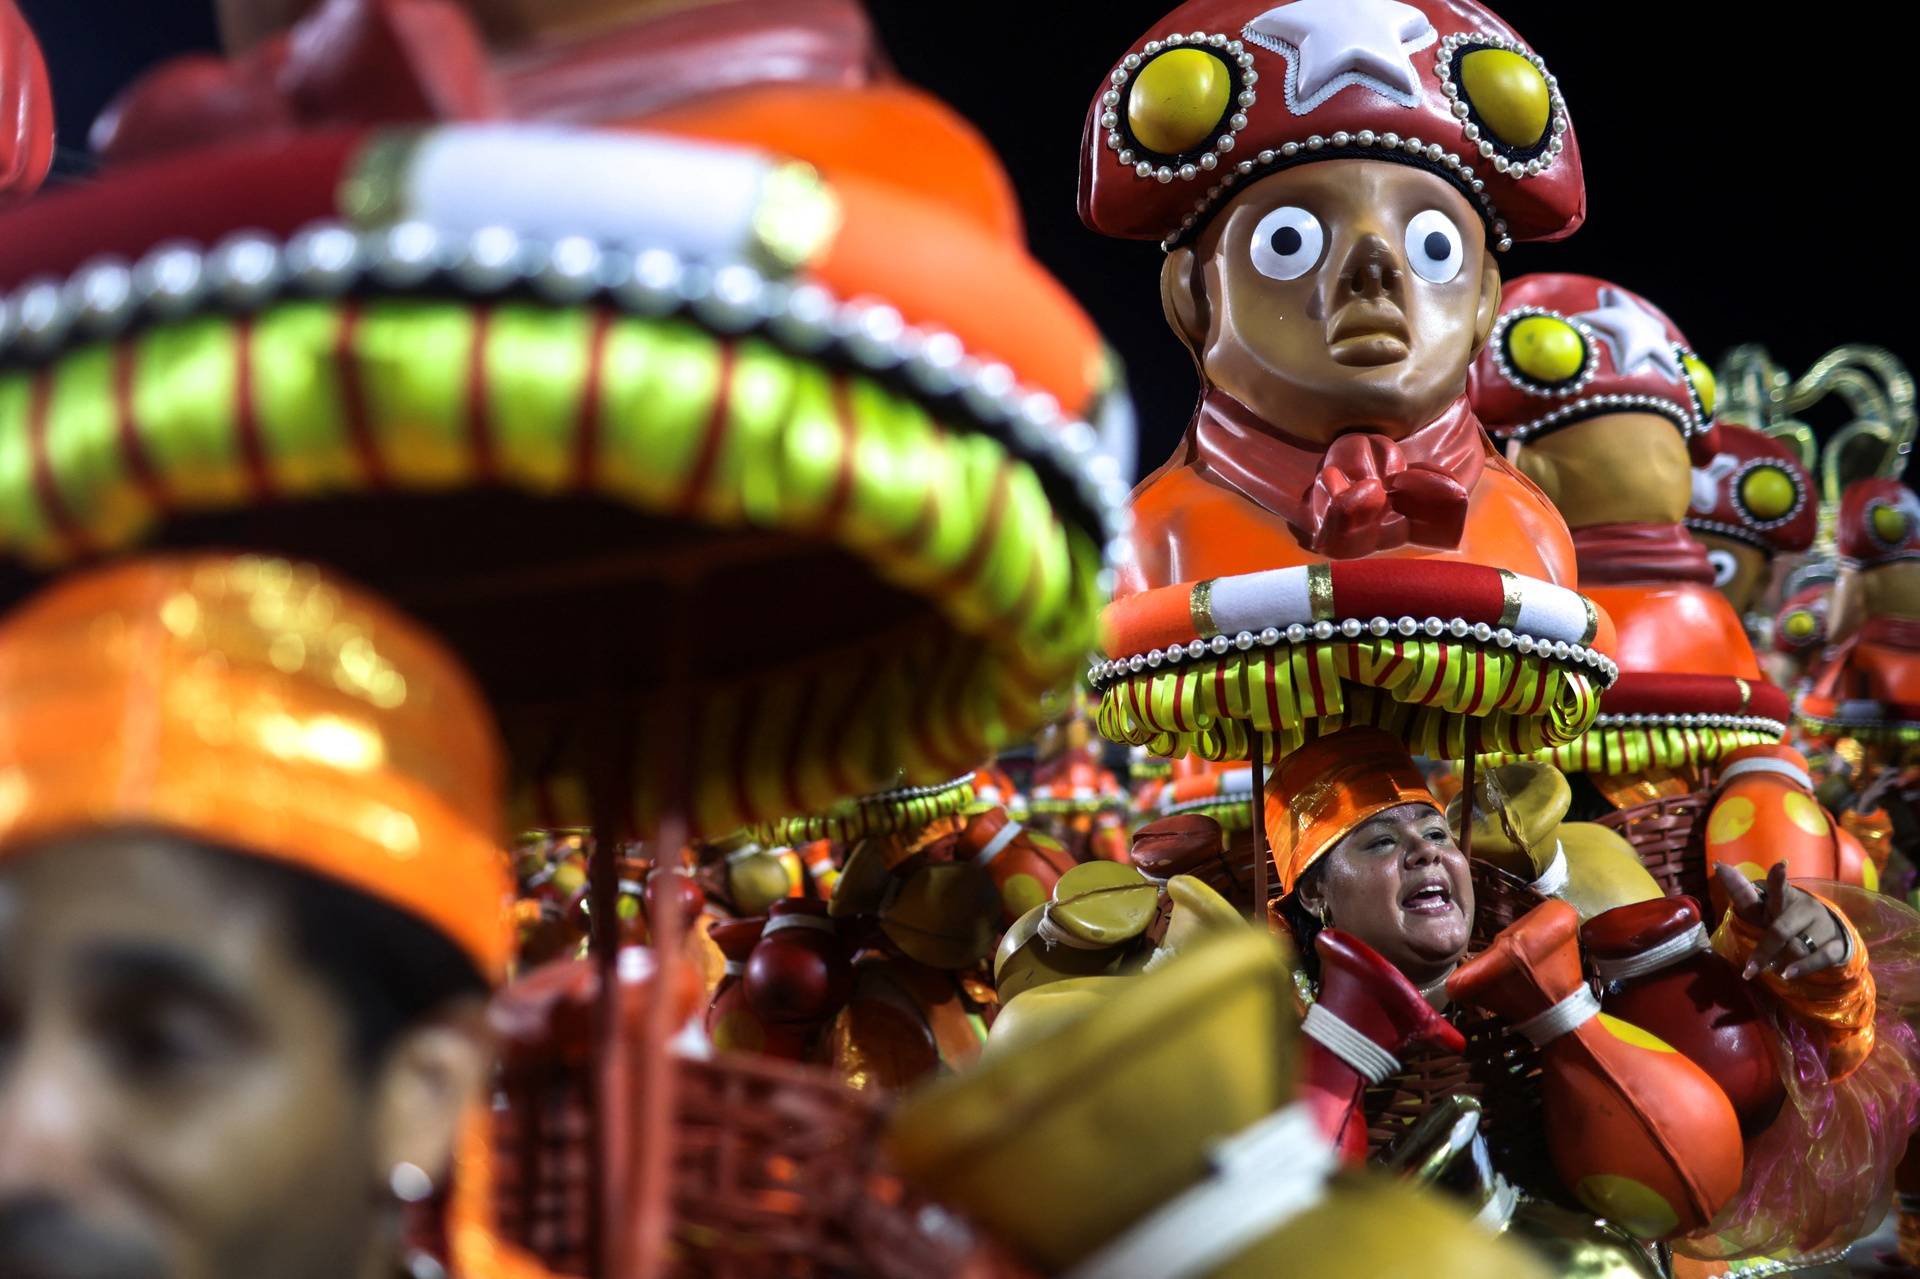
(1326, 306), (1411, 367)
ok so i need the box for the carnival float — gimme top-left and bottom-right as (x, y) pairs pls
(0, 1), (1915, 1277)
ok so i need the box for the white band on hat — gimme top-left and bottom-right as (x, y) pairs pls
(1528, 842), (1569, 898)
(1592, 923), (1709, 984)
(1511, 985), (1601, 1048)
(1301, 1001), (1401, 1085)
(762, 913), (836, 937)
(973, 819), (1026, 867)
(1063, 1104), (1333, 1279)
(1717, 755), (1813, 791)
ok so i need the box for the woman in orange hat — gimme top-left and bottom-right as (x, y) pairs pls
(1267, 724), (1920, 1264)
(0, 554), (556, 1279)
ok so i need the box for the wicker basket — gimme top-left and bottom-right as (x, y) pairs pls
(1363, 860), (1556, 1196)
(489, 958), (993, 1279)
(1597, 790), (1711, 902)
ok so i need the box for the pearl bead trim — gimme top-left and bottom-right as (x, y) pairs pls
(1088, 614), (1618, 689)
(1158, 127), (1512, 253)
(0, 224), (1131, 573)
(1497, 387), (1708, 446)
(1588, 712), (1787, 737)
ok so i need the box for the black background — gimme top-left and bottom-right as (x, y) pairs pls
(20, 1), (1911, 479)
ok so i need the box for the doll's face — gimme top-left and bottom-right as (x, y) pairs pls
(1696, 532), (1769, 616)
(1163, 160), (1501, 445)
(1296, 802), (1474, 985)
(1513, 412), (1695, 530)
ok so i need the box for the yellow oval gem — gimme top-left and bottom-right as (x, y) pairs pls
(1783, 790), (1829, 837)
(1508, 314), (1586, 384)
(1459, 48), (1550, 148)
(1707, 795), (1755, 845)
(1783, 610), (1818, 640)
(1684, 353), (1718, 417)
(1739, 465), (1796, 520)
(1873, 502), (1910, 546)
(1128, 48), (1232, 156)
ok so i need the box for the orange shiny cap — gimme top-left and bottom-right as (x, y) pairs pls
(1262, 727), (1437, 895)
(0, 554), (513, 981)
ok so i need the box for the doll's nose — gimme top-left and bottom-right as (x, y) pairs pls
(1338, 234), (1402, 299)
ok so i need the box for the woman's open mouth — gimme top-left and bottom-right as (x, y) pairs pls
(1400, 881), (1456, 916)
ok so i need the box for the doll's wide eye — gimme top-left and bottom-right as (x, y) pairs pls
(1405, 209), (1464, 284)
(1250, 206), (1324, 281)
(1707, 548), (1738, 588)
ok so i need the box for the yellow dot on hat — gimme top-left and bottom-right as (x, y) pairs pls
(1873, 503), (1910, 545)
(1459, 48), (1550, 149)
(1508, 314), (1585, 384)
(1683, 353), (1718, 417)
(1783, 610), (1817, 640)
(1739, 465), (1796, 521)
(1127, 48), (1231, 156)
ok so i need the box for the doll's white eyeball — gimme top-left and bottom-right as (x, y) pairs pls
(1250, 206), (1325, 281)
(1707, 548), (1739, 588)
(1405, 209), (1464, 284)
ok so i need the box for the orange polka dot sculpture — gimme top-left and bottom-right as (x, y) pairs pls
(1703, 744), (1871, 900)
(1447, 899), (1744, 1240)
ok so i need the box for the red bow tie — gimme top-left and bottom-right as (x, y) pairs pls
(1304, 432), (1472, 560)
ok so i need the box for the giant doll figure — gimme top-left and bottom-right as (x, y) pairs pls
(1084, 0), (1618, 774)
(1470, 277), (1790, 817)
(1091, 0), (1584, 590)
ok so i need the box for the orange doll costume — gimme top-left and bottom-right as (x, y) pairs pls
(0, 554), (555, 1279)
(0, 0), (1126, 839)
(1080, 0), (1619, 768)
(1800, 478), (1920, 747)
(1471, 275), (1788, 780)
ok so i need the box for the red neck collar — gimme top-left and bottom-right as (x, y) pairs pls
(1190, 390), (1489, 559)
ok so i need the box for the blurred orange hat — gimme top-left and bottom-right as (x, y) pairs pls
(1262, 726), (1437, 894)
(0, 554), (514, 981)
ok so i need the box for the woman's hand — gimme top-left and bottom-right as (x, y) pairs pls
(1713, 860), (1849, 982)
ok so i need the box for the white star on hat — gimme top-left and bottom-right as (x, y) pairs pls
(1574, 287), (1682, 381)
(1245, 0), (1438, 116)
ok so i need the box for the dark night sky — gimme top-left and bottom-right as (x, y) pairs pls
(19, 1), (1912, 478)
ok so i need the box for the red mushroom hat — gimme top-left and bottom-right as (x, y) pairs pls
(1836, 478), (1920, 569)
(1469, 273), (1718, 455)
(1079, 0), (1584, 250)
(1687, 423), (1816, 560)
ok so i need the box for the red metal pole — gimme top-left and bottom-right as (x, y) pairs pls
(1249, 731), (1270, 923)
